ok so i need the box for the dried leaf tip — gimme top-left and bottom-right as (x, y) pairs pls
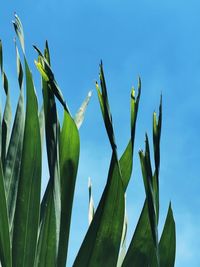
(88, 177), (92, 189)
(88, 91), (92, 98)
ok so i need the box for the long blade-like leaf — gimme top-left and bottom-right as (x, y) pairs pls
(12, 15), (41, 266)
(0, 40), (12, 168)
(117, 194), (128, 267)
(4, 42), (25, 230)
(119, 80), (141, 191)
(4, 89), (25, 229)
(0, 162), (11, 267)
(122, 200), (157, 267)
(57, 110), (80, 267)
(35, 42), (61, 267)
(12, 58), (41, 267)
(152, 97), (162, 222)
(159, 203), (176, 267)
(73, 153), (125, 267)
(74, 63), (125, 267)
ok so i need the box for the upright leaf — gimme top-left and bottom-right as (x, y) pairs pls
(12, 58), (41, 267)
(73, 153), (125, 267)
(35, 42), (61, 267)
(57, 110), (80, 267)
(4, 42), (25, 230)
(122, 201), (157, 267)
(117, 194), (128, 267)
(119, 80), (141, 191)
(4, 89), (24, 228)
(159, 203), (176, 267)
(0, 40), (12, 168)
(153, 97), (162, 221)
(0, 163), (11, 267)
(74, 63), (125, 267)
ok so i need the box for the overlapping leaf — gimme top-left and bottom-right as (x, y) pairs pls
(0, 163), (11, 267)
(57, 110), (80, 267)
(35, 42), (61, 267)
(74, 63), (141, 267)
(0, 41), (12, 169)
(12, 16), (42, 267)
(4, 41), (25, 230)
(12, 58), (41, 267)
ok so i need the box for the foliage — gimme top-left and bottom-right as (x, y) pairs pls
(0, 14), (175, 267)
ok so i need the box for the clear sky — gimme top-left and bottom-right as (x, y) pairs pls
(1, 1), (200, 266)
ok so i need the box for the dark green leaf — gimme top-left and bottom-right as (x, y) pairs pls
(12, 58), (41, 267)
(119, 80), (141, 191)
(73, 153), (125, 267)
(4, 89), (25, 229)
(159, 203), (176, 267)
(74, 63), (125, 267)
(0, 162), (12, 267)
(0, 41), (12, 169)
(14, 40), (23, 90)
(122, 201), (157, 267)
(35, 42), (61, 267)
(4, 41), (25, 230)
(57, 110), (80, 267)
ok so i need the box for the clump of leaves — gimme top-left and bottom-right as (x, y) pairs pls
(0, 14), (175, 267)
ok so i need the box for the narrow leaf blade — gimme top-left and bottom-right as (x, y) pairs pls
(12, 59), (41, 267)
(159, 203), (176, 267)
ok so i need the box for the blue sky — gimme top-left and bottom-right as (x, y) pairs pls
(1, 1), (200, 266)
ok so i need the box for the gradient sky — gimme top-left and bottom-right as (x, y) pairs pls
(1, 1), (200, 266)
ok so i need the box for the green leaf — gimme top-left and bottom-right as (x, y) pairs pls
(4, 89), (25, 229)
(39, 104), (45, 149)
(14, 40), (24, 90)
(74, 63), (125, 267)
(4, 42), (25, 230)
(12, 58), (41, 267)
(34, 45), (70, 114)
(122, 201), (157, 267)
(159, 203), (176, 267)
(73, 153), (125, 267)
(0, 41), (12, 169)
(35, 181), (58, 267)
(74, 90), (92, 129)
(153, 96), (162, 180)
(57, 110), (80, 267)
(95, 63), (117, 155)
(0, 162), (12, 267)
(119, 80), (141, 190)
(139, 146), (158, 248)
(35, 42), (61, 267)
(153, 96), (162, 222)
